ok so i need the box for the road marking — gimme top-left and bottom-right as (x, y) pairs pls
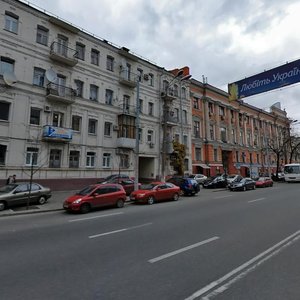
(89, 222), (152, 239)
(148, 237), (220, 264)
(185, 229), (300, 300)
(248, 197), (265, 203)
(69, 212), (124, 222)
(214, 195), (232, 199)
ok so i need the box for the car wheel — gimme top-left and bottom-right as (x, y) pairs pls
(173, 193), (179, 201)
(0, 201), (6, 211)
(80, 203), (91, 214)
(243, 186), (246, 191)
(116, 199), (125, 208)
(38, 196), (47, 205)
(148, 196), (155, 205)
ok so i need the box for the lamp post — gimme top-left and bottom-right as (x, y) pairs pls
(134, 77), (140, 191)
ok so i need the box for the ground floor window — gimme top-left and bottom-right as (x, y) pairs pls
(26, 147), (38, 166)
(119, 154), (129, 168)
(102, 153), (111, 168)
(86, 152), (95, 167)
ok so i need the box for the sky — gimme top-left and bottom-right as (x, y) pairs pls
(21, 0), (300, 131)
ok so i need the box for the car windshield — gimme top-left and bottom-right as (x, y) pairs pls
(257, 178), (265, 181)
(76, 186), (95, 195)
(139, 183), (157, 190)
(0, 184), (17, 193)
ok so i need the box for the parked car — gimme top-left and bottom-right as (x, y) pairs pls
(226, 174), (243, 184)
(0, 182), (52, 211)
(188, 174), (208, 185)
(203, 176), (227, 189)
(271, 172), (285, 182)
(97, 174), (130, 183)
(166, 176), (200, 196)
(255, 177), (274, 188)
(229, 178), (256, 191)
(63, 183), (126, 213)
(102, 178), (140, 195)
(130, 182), (180, 205)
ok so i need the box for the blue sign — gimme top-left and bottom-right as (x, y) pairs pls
(228, 59), (300, 101)
(43, 126), (72, 140)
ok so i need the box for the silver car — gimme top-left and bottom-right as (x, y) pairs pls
(0, 182), (52, 211)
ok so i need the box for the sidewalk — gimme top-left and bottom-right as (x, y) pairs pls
(0, 190), (76, 217)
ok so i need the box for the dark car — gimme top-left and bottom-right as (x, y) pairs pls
(97, 174), (130, 183)
(0, 182), (52, 211)
(203, 176), (227, 189)
(103, 178), (140, 195)
(63, 183), (126, 213)
(229, 178), (256, 191)
(130, 182), (180, 205)
(166, 176), (200, 196)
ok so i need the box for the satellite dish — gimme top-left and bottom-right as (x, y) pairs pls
(45, 68), (57, 82)
(3, 71), (17, 86)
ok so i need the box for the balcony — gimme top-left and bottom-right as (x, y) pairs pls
(42, 125), (72, 142)
(50, 41), (78, 66)
(46, 82), (75, 104)
(163, 112), (179, 126)
(118, 103), (137, 117)
(116, 137), (136, 149)
(119, 69), (137, 88)
(161, 87), (177, 101)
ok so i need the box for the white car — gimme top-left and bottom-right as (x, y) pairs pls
(188, 174), (208, 185)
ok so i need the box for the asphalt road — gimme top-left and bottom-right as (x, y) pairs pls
(1, 183), (300, 300)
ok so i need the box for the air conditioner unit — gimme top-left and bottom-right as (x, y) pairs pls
(143, 74), (149, 81)
(44, 105), (51, 112)
(149, 142), (154, 148)
(113, 125), (119, 131)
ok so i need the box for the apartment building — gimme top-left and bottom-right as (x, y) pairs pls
(1, 0), (191, 186)
(190, 79), (290, 178)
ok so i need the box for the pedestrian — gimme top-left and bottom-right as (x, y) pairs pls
(12, 174), (16, 183)
(6, 175), (13, 185)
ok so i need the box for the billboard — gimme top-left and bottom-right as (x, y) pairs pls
(228, 59), (300, 101)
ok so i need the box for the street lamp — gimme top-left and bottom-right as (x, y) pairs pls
(134, 76), (141, 191)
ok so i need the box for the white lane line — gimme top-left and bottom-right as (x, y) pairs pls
(148, 237), (220, 264)
(214, 195), (232, 199)
(248, 197), (265, 203)
(69, 212), (124, 222)
(89, 222), (152, 239)
(185, 229), (300, 300)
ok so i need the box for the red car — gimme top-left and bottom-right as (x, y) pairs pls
(255, 177), (274, 188)
(63, 183), (126, 213)
(130, 182), (180, 205)
(103, 178), (140, 195)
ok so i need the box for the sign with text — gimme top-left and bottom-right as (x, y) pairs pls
(228, 59), (300, 101)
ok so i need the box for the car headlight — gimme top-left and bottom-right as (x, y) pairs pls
(137, 193), (146, 198)
(73, 198), (82, 204)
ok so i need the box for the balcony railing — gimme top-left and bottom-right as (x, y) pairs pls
(119, 69), (137, 88)
(46, 82), (75, 104)
(50, 41), (78, 66)
(161, 87), (177, 101)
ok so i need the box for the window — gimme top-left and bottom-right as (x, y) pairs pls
(86, 152), (95, 167)
(147, 130), (154, 143)
(0, 57), (14, 75)
(174, 108), (179, 121)
(0, 102), (10, 120)
(183, 135), (188, 147)
(76, 43), (85, 60)
(214, 149), (218, 161)
(106, 56), (114, 71)
(139, 99), (143, 114)
(33, 68), (45, 87)
(247, 132), (252, 146)
(90, 85), (98, 101)
(240, 130), (244, 145)
(123, 95), (130, 113)
(5, 11), (18, 33)
(137, 68), (143, 82)
(220, 127), (227, 143)
(219, 106), (225, 116)
(195, 147), (202, 161)
(0, 145), (7, 165)
(138, 128), (143, 142)
(208, 103), (214, 114)
(193, 97), (199, 109)
(181, 87), (187, 99)
(52, 112), (63, 127)
(49, 149), (61, 168)
(69, 151), (80, 168)
(26, 147), (38, 166)
(242, 152), (246, 163)
(120, 154), (129, 168)
(88, 119), (97, 134)
(174, 134), (180, 142)
(194, 120), (200, 138)
(257, 153), (260, 164)
(36, 25), (48, 45)
(148, 102), (154, 116)
(183, 110), (187, 124)
(91, 49), (99, 65)
(231, 129), (236, 143)
(105, 89), (113, 105)
(236, 151), (239, 162)
(210, 124), (214, 140)
(149, 73), (154, 86)
(57, 35), (68, 56)
(74, 80), (84, 97)
(102, 153), (111, 168)
(104, 122), (112, 136)
(30, 108), (41, 125)
(174, 84), (179, 97)
(184, 159), (189, 171)
(72, 115), (81, 132)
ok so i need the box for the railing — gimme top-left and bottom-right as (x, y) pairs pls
(50, 41), (78, 59)
(46, 82), (75, 104)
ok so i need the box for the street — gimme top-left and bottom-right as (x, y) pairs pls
(1, 183), (300, 300)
